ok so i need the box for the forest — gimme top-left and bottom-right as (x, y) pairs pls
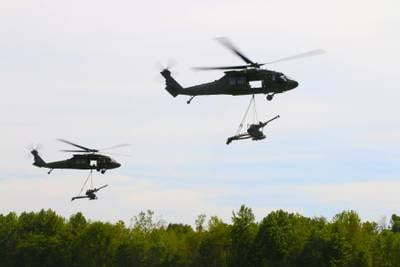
(1, 206), (400, 267)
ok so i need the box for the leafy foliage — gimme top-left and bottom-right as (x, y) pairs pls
(0, 208), (400, 266)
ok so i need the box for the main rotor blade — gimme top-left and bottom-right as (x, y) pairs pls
(216, 37), (255, 65)
(60, 149), (89, 153)
(192, 65), (251, 71)
(104, 151), (132, 157)
(265, 49), (325, 64)
(57, 139), (97, 152)
(99, 144), (130, 151)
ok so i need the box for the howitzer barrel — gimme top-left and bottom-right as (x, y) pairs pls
(260, 115), (280, 127)
(263, 115), (280, 125)
(94, 184), (108, 192)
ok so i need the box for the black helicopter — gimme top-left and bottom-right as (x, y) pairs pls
(161, 38), (324, 104)
(31, 139), (124, 174)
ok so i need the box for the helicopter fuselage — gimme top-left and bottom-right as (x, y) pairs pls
(161, 68), (298, 101)
(44, 155), (120, 170)
(31, 150), (121, 173)
(184, 69), (298, 95)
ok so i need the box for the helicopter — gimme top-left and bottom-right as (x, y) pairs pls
(161, 38), (324, 104)
(31, 139), (124, 174)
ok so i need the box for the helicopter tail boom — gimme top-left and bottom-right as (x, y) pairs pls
(31, 150), (46, 167)
(160, 69), (183, 97)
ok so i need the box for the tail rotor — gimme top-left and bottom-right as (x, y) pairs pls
(26, 144), (43, 159)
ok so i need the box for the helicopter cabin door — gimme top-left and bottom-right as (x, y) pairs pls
(229, 76), (248, 94)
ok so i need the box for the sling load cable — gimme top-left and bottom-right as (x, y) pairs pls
(91, 171), (94, 190)
(252, 94), (259, 125)
(252, 95), (266, 133)
(77, 170), (93, 197)
(236, 95), (258, 135)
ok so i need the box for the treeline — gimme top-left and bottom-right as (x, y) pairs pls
(1, 206), (400, 267)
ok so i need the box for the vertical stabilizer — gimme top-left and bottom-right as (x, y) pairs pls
(160, 69), (183, 97)
(31, 150), (46, 167)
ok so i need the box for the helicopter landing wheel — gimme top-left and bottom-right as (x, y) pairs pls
(266, 94), (274, 101)
(101, 169), (106, 174)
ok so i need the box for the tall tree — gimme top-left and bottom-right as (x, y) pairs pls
(229, 205), (257, 267)
(391, 214), (400, 233)
(253, 210), (311, 267)
(198, 216), (230, 267)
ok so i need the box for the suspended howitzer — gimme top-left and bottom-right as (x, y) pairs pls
(226, 114), (280, 145)
(71, 184), (108, 201)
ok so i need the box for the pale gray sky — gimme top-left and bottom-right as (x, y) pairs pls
(1, 0), (399, 225)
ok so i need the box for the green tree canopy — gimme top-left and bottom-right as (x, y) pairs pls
(1, 207), (400, 267)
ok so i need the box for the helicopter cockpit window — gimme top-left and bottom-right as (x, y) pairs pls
(277, 74), (287, 83)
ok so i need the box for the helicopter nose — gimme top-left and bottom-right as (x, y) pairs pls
(288, 80), (299, 90)
(115, 162), (121, 168)
(289, 80), (299, 89)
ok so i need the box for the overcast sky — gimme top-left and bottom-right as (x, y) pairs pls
(1, 0), (399, 225)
